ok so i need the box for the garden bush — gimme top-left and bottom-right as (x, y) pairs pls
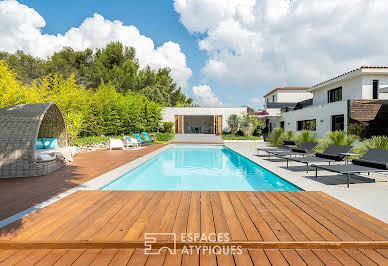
(154, 132), (175, 143)
(267, 128), (285, 147)
(227, 114), (240, 134)
(355, 136), (388, 155)
(162, 122), (174, 133)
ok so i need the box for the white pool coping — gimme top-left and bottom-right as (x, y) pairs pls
(1, 142), (387, 228)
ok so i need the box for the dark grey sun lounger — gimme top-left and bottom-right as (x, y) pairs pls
(257, 140), (299, 155)
(312, 148), (388, 187)
(286, 145), (353, 172)
(267, 142), (319, 158)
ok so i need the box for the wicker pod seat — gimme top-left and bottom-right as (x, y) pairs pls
(0, 103), (68, 178)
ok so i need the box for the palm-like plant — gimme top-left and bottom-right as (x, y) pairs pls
(267, 128), (285, 147)
(297, 130), (317, 144)
(239, 115), (258, 136)
(355, 136), (388, 155)
(227, 114), (240, 134)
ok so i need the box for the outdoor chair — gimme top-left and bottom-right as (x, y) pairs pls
(267, 142), (319, 158)
(109, 138), (124, 150)
(141, 132), (155, 144)
(285, 144), (353, 172)
(123, 136), (139, 148)
(133, 133), (146, 145)
(312, 148), (388, 187)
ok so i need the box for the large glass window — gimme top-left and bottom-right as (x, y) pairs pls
(280, 121), (284, 129)
(328, 87), (342, 103)
(373, 80), (379, 99)
(297, 119), (316, 131)
(332, 115), (344, 131)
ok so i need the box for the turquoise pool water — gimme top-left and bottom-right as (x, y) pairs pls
(101, 145), (300, 191)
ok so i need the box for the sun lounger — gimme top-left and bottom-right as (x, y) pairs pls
(267, 142), (319, 158)
(257, 140), (299, 155)
(141, 132), (155, 144)
(312, 148), (388, 187)
(286, 145), (353, 172)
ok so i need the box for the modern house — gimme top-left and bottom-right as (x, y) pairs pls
(162, 107), (247, 135)
(265, 67), (388, 137)
(260, 87), (312, 132)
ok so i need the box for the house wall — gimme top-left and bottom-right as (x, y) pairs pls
(280, 101), (348, 137)
(312, 75), (388, 106)
(162, 107), (248, 132)
(264, 90), (312, 105)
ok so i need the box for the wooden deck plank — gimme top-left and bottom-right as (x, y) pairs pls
(139, 191), (175, 240)
(123, 191), (166, 241)
(359, 248), (388, 265)
(328, 249), (360, 265)
(235, 192), (277, 241)
(264, 192), (324, 241)
(182, 251), (199, 266)
(255, 192), (308, 241)
(107, 191), (155, 240)
(186, 191), (200, 237)
(311, 249), (341, 265)
(218, 192), (246, 241)
(209, 191), (231, 238)
(171, 191), (191, 241)
(31, 249), (68, 266)
(108, 249), (135, 266)
(145, 250), (167, 266)
(233, 249), (253, 266)
(15, 249), (51, 266)
(200, 192), (215, 237)
(53, 249), (85, 265)
(163, 250), (183, 265)
(126, 249), (149, 265)
(246, 191), (293, 241)
(200, 253), (217, 266)
(71, 249), (101, 266)
(216, 253), (235, 266)
(90, 191), (145, 241)
(0, 249), (18, 263)
(227, 192), (261, 241)
(309, 191), (388, 239)
(263, 249), (288, 266)
(0, 250), (35, 265)
(89, 249), (117, 266)
(282, 192), (356, 241)
(295, 249), (324, 266)
(344, 249), (379, 265)
(280, 249), (306, 266)
(298, 191), (385, 240)
(248, 249), (270, 266)
(157, 191), (183, 241)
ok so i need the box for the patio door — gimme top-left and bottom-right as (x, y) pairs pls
(175, 115), (184, 134)
(213, 115), (222, 135)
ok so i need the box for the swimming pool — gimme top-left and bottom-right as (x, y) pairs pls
(101, 145), (300, 191)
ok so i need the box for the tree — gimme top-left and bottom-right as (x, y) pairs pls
(227, 114), (240, 134)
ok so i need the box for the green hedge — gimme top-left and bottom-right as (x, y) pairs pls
(155, 132), (175, 143)
(222, 133), (262, 140)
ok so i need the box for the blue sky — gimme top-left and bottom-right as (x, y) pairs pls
(16, 0), (252, 107)
(2, 1), (388, 108)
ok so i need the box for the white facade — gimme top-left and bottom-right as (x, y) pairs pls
(264, 89), (312, 105)
(274, 67), (388, 137)
(162, 107), (247, 132)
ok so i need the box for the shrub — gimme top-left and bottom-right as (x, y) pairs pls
(355, 136), (388, 156)
(222, 133), (262, 140)
(347, 122), (368, 137)
(162, 122), (174, 133)
(154, 132), (175, 142)
(267, 128), (285, 147)
(297, 130), (318, 144)
(253, 119), (266, 136)
(227, 114), (240, 134)
(239, 114), (258, 136)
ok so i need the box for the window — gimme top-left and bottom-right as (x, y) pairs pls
(373, 80), (379, 99)
(280, 121), (284, 129)
(266, 98), (269, 104)
(297, 119), (316, 131)
(328, 87), (342, 103)
(332, 115), (344, 131)
(269, 123), (272, 132)
(272, 95), (275, 102)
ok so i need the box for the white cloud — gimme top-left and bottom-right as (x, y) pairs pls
(251, 97), (262, 104)
(0, 0), (192, 88)
(174, 0), (388, 91)
(192, 85), (223, 106)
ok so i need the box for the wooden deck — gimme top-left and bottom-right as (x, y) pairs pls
(0, 145), (166, 221)
(0, 190), (387, 264)
(1, 248), (388, 265)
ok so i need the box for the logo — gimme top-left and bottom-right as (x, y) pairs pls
(144, 232), (242, 255)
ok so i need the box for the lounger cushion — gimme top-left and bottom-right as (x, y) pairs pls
(36, 138), (44, 150)
(42, 138), (59, 149)
(315, 152), (341, 161)
(284, 140), (298, 146)
(292, 148), (307, 153)
(352, 159), (388, 170)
